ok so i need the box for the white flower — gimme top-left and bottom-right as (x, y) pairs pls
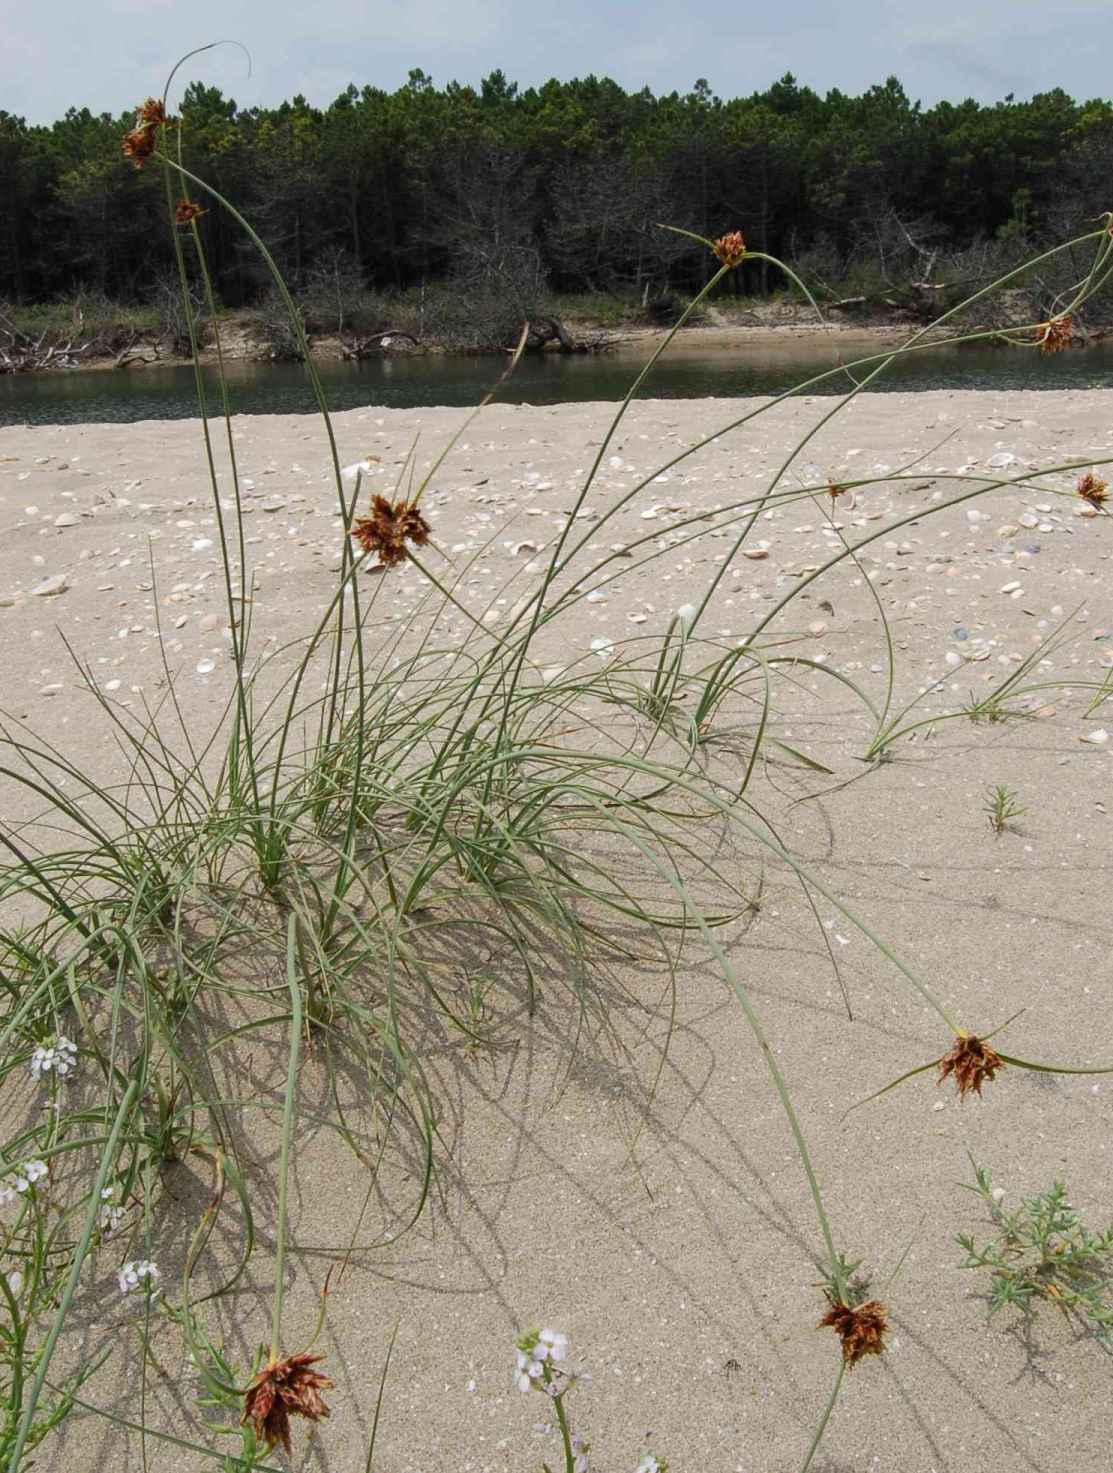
(30, 1036), (77, 1082)
(571, 1434), (590, 1473)
(98, 1187), (123, 1236)
(4, 1160), (47, 1197)
(29, 1047), (53, 1080)
(676, 603), (697, 631)
(537, 1328), (568, 1363)
(6, 1270), (22, 1296)
(515, 1348), (545, 1393)
(100, 1206), (123, 1235)
(118, 1260), (160, 1296)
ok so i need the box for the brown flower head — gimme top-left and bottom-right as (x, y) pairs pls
(122, 126), (157, 168)
(174, 200), (207, 226)
(826, 481), (846, 501)
(350, 495), (431, 567)
(1038, 314), (1073, 354)
(139, 98), (168, 126)
(122, 98), (168, 170)
(937, 1030), (1004, 1100)
(820, 1295), (888, 1367)
(241, 1353), (333, 1454)
(1076, 471), (1109, 510)
(712, 231), (746, 269)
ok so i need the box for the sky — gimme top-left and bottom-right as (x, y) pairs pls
(2, 0), (1111, 124)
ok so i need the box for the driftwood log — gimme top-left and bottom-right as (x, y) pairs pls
(0, 316), (94, 373)
(524, 315), (576, 351)
(340, 329), (421, 360)
(519, 316), (613, 354)
(112, 331), (162, 369)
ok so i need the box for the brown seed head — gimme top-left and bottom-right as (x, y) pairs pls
(241, 1353), (333, 1454)
(826, 481), (846, 501)
(350, 495), (431, 567)
(712, 231), (746, 269)
(1038, 315), (1073, 354)
(819, 1295), (888, 1367)
(937, 1031), (1004, 1100)
(122, 98), (168, 170)
(1076, 471), (1109, 509)
(174, 200), (207, 226)
(122, 126), (157, 168)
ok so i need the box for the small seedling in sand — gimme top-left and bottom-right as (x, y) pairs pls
(983, 784), (1026, 836)
(962, 691), (1020, 726)
(958, 1161), (1113, 1346)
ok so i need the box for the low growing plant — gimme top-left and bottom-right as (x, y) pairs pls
(958, 1160), (1113, 1347)
(983, 783), (1026, 837)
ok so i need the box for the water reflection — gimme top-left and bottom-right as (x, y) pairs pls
(2, 335), (1111, 427)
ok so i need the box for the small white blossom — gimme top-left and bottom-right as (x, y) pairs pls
(118, 1260), (160, 1296)
(98, 1186), (124, 1236)
(516, 1327), (579, 1396)
(6, 1270), (23, 1296)
(3, 1159), (47, 1198)
(30, 1036), (77, 1082)
(515, 1349), (544, 1393)
(537, 1328), (568, 1363)
(676, 604), (697, 630)
(572, 1434), (590, 1473)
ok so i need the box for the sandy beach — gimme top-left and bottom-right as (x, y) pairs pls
(2, 387), (1112, 1472)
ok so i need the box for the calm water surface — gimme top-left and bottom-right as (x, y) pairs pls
(3, 338), (1112, 427)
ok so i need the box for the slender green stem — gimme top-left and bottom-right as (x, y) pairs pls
(552, 1391), (576, 1473)
(799, 1359), (847, 1473)
(362, 1319), (400, 1473)
(160, 160), (264, 844)
(271, 916), (304, 1361)
(152, 151), (356, 760)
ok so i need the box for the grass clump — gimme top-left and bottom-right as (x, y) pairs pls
(6, 43), (1113, 1473)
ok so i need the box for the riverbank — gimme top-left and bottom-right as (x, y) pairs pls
(3, 389), (1112, 1472)
(1, 312), (912, 376)
(3, 292), (1079, 377)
